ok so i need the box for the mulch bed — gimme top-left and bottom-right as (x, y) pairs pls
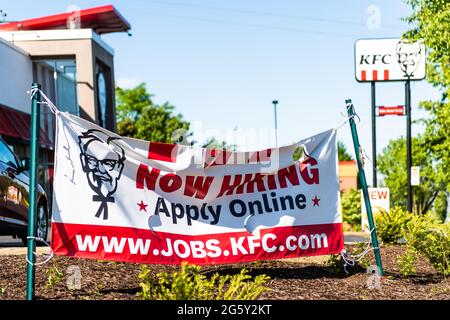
(0, 244), (448, 300)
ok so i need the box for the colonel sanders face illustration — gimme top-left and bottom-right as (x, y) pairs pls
(396, 41), (423, 78)
(78, 130), (126, 220)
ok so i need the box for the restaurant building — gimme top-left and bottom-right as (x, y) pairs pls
(0, 5), (131, 204)
(338, 160), (358, 192)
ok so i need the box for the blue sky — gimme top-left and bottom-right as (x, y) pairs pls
(2, 0), (440, 184)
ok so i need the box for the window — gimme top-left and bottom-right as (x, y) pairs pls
(0, 138), (19, 168)
(96, 60), (110, 129)
(97, 71), (107, 127)
(33, 58), (78, 147)
(33, 58), (78, 115)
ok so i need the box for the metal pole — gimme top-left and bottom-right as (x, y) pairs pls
(371, 82), (377, 187)
(346, 99), (383, 275)
(405, 80), (412, 213)
(272, 100), (278, 147)
(26, 83), (41, 300)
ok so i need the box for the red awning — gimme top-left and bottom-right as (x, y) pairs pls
(0, 5), (130, 35)
(0, 105), (53, 149)
(0, 108), (20, 139)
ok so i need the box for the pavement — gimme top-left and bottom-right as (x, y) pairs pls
(343, 232), (370, 244)
(0, 236), (23, 248)
(0, 236), (52, 256)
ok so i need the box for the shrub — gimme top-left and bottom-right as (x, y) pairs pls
(397, 249), (417, 278)
(138, 262), (270, 300)
(374, 207), (412, 244)
(45, 265), (64, 288)
(327, 254), (344, 273)
(341, 189), (361, 231)
(402, 214), (450, 276)
(372, 207), (450, 277)
(432, 191), (448, 223)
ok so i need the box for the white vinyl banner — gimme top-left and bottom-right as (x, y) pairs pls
(51, 112), (343, 265)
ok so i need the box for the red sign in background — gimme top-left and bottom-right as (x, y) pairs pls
(377, 105), (405, 116)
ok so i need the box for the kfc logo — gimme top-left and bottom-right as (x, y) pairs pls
(78, 129), (126, 220)
(396, 40), (423, 78)
(355, 38), (426, 82)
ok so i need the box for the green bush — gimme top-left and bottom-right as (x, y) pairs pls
(372, 207), (450, 277)
(341, 189), (361, 231)
(397, 248), (417, 278)
(374, 207), (412, 244)
(45, 265), (64, 288)
(432, 191), (448, 222)
(402, 214), (450, 276)
(138, 262), (270, 300)
(327, 254), (344, 273)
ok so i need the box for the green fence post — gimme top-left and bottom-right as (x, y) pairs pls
(26, 83), (41, 300)
(346, 99), (384, 276)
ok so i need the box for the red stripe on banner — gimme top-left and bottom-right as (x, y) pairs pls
(361, 70), (366, 81)
(51, 222), (344, 265)
(384, 69), (389, 80)
(372, 70), (378, 81)
(148, 142), (177, 162)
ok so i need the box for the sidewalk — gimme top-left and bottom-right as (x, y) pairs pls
(0, 236), (50, 256)
(0, 247), (50, 256)
(344, 232), (370, 244)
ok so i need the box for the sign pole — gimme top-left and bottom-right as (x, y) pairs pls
(371, 81), (377, 187)
(26, 83), (41, 300)
(346, 99), (383, 275)
(405, 80), (413, 213)
(272, 100), (278, 147)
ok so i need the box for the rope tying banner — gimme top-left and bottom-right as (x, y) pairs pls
(334, 111), (361, 131)
(340, 228), (378, 274)
(25, 236), (54, 266)
(28, 88), (60, 114)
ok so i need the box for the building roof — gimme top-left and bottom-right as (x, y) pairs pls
(0, 5), (130, 35)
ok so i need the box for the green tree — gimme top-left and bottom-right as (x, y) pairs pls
(116, 83), (191, 143)
(377, 136), (443, 215)
(341, 188), (361, 231)
(338, 140), (353, 161)
(404, 0), (450, 194)
(202, 137), (237, 151)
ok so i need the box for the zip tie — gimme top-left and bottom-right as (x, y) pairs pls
(39, 90), (60, 115)
(334, 111), (361, 131)
(27, 88), (60, 115)
(360, 147), (384, 174)
(341, 249), (356, 274)
(359, 146), (365, 167)
(28, 87), (39, 100)
(25, 236), (54, 266)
